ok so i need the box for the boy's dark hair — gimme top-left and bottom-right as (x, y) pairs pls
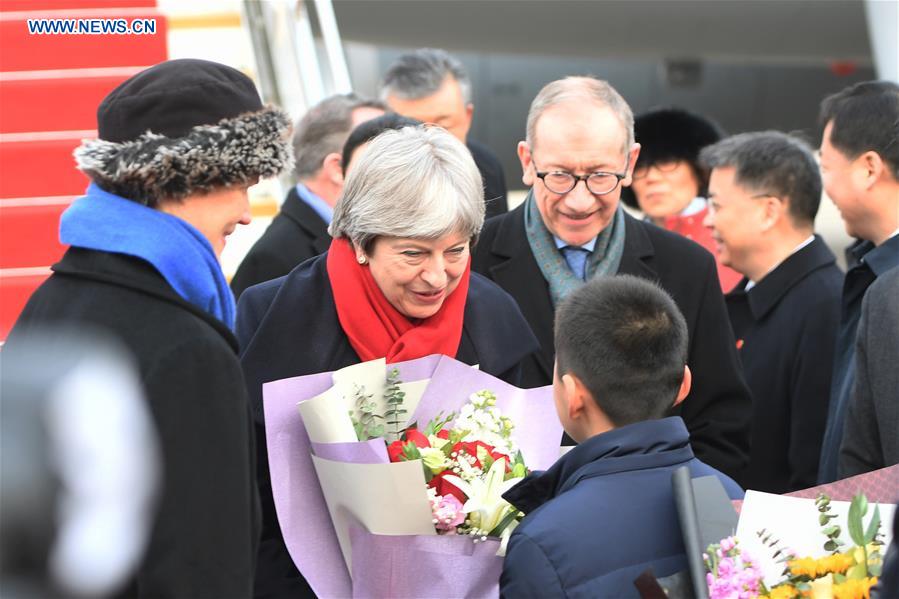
(819, 80), (899, 181)
(554, 275), (688, 426)
(341, 113), (422, 175)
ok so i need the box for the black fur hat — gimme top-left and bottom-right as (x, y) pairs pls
(75, 59), (292, 207)
(621, 107), (723, 208)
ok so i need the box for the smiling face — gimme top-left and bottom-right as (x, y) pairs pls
(520, 102), (639, 247)
(819, 120), (868, 240)
(158, 183), (253, 257)
(361, 231), (470, 320)
(630, 160), (702, 222)
(704, 166), (766, 273)
(385, 76), (473, 143)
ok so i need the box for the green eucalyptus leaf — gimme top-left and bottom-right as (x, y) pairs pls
(864, 504), (881, 544)
(824, 540), (839, 552)
(822, 525), (841, 537)
(847, 495), (866, 546)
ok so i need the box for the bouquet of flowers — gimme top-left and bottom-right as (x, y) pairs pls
(705, 493), (893, 599)
(379, 389), (529, 543)
(262, 355), (562, 598)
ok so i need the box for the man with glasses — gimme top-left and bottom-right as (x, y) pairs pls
(701, 131), (842, 492)
(472, 76), (751, 480)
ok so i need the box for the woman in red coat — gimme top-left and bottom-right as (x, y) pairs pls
(622, 108), (742, 293)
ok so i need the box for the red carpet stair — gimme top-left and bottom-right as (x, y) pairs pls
(0, 0), (167, 340)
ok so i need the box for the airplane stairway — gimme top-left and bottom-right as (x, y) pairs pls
(0, 0), (168, 341)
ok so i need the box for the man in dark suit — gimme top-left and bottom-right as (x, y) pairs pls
(230, 94), (384, 298)
(471, 76), (751, 481)
(816, 81), (899, 483)
(701, 131), (842, 493)
(839, 266), (899, 478)
(381, 48), (508, 219)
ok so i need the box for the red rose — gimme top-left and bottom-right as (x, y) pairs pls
(387, 440), (408, 463)
(404, 428), (431, 449)
(451, 440), (510, 469)
(428, 471), (467, 504)
(436, 429), (450, 440)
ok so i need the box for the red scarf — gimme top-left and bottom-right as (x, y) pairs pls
(326, 237), (470, 363)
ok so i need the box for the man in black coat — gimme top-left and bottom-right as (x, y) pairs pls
(701, 131), (842, 492)
(5, 59), (294, 598)
(471, 76), (751, 481)
(816, 81), (899, 483)
(230, 93), (384, 298)
(381, 48), (508, 219)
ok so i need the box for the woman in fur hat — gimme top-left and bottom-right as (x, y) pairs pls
(237, 124), (538, 598)
(6, 58), (293, 597)
(622, 108), (742, 292)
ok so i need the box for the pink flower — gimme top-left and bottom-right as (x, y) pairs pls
(430, 493), (466, 532)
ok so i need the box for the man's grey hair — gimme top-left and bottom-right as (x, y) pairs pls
(293, 93), (385, 179)
(330, 126), (485, 254)
(380, 48), (472, 105)
(526, 76), (634, 151)
(699, 131), (822, 227)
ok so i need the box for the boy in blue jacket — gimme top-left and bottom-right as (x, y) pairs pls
(500, 275), (743, 598)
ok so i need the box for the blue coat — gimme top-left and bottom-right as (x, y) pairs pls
(237, 252), (540, 598)
(500, 417), (743, 599)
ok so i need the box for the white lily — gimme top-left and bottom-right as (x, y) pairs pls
(442, 458), (521, 535)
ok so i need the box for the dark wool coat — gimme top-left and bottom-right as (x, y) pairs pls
(6, 248), (260, 599)
(818, 233), (899, 483)
(472, 203), (752, 482)
(236, 253), (540, 598)
(839, 265), (899, 478)
(726, 236), (843, 493)
(500, 417), (743, 599)
(468, 139), (509, 219)
(230, 186), (331, 300)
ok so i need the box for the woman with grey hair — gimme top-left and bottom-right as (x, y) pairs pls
(236, 125), (538, 597)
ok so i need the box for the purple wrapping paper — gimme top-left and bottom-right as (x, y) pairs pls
(311, 439), (390, 464)
(350, 527), (503, 599)
(262, 354), (561, 598)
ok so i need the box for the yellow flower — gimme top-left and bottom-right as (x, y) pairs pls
(807, 573), (833, 599)
(766, 584), (799, 599)
(788, 553), (854, 578)
(832, 577), (877, 599)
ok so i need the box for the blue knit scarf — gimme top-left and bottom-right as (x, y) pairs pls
(60, 184), (236, 328)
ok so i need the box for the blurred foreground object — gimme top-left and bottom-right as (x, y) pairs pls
(1, 329), (159, 598)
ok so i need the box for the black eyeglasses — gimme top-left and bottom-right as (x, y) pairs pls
(533, 157), (630, 195)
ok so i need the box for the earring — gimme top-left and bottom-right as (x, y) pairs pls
(357, 255), (367, 265)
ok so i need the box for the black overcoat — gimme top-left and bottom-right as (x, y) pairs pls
(237, 252), (540, 598)
(468, 139), (509, 219)
(471, 203), (752, 481)
(230, 186), (331, 299)
(6, 248), (260, 599)
(726, 236), (842, 493)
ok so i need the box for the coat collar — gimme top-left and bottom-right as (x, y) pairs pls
(486, 202), (555, 379)
(616, 211), (659, 281)
(850, 233), (899, 277)
(732, 235), (836, 321)
(52, 248), (239, 352)
(281, 186), (332, 254)
(503, 417), (694, 515)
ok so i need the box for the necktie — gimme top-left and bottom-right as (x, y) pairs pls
(561, 246), (589, 281)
